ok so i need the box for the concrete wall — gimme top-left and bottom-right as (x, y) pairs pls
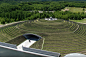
(0, 42), (17, 49)
(23, 47), (60, 57)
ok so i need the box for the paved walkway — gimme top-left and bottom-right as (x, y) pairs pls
(0, 20), (28, 28)
(17, 40), (36, 51)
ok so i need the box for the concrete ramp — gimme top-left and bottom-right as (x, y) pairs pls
(17, 40), (36, 50)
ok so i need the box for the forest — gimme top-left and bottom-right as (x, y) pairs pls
(0, 1), (86, 24)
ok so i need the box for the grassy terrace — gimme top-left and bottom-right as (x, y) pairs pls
(17, 19), (86, 56)
(0, 19), (86, 57)
(70, 18), (86, 23)
(0, 21), (29, 45)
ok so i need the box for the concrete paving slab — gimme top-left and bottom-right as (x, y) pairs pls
(17, 40), (36, 50)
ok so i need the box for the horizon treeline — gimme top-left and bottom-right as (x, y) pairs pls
(0, 1), (86, 24)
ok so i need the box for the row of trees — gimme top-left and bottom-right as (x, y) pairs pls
(0, 1), (86, 24)
(1, 1), (86, 12)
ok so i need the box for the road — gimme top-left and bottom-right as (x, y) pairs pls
(0, 20), (28, 28)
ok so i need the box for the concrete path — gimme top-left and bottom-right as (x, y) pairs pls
(17, 40), (36, 51)
(0, 25), (4, 27)
(0, 20), (28, 28)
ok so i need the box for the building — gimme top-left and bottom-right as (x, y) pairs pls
(45, 17), (57, 21)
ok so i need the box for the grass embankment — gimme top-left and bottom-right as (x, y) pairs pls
(6, 35), (26, 45)
(62, 7), (86, 13)
(0, 26), (27, 42)
(70, 19), (86, 23)
(0, 21), (29, 44)
(0, 19), (86, 57)
(30, 38), (43, 49)
(17, 19), (86, 57)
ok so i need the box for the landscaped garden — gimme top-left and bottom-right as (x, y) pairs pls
(0, 19), (86, 57)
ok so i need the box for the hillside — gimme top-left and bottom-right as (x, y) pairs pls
(1, 0), (86, 2)
(0, 19), (86, 57)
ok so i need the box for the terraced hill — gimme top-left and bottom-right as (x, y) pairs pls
(0, 19), (86, 57)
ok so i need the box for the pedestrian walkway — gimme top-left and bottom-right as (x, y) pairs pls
(17, 40), (36, 51)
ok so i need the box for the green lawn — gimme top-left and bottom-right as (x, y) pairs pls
(61, 7), (86, 13)
(70, 18), (86, 23)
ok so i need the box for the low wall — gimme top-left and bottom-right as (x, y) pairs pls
(23, 47), (60, 57)
(0, 42), (17, 49)
(0, 41), (61, 57)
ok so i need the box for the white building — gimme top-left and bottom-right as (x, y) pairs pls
(45, 17), (57, 21)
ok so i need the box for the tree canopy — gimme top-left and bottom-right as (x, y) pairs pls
(0, 1), (86, 24)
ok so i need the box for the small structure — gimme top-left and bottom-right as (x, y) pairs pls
(64, 53), (86, 57)
(45, 17), (57, 21)
(62, 9), (69, 12)
(23, 33), (42, 41)
(65, 9), (69, 11)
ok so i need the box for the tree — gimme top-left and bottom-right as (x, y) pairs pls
(1, 19), (5, 24)
(83, 8), (85, 11)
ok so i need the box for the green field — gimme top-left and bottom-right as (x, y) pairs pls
(62, 7), (86, 13)
(0, 19), (86, 57)
(70, 18), (86, 23)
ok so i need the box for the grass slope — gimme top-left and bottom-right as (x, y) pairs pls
(0, 19), (86, 57)
(70, 18), (86, 23)
(6, 35), (26, 45)
(22, 19), (86, 56)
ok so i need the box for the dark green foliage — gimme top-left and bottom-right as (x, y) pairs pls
(1, 1), (86, 24)
(1, 19), (5, 24)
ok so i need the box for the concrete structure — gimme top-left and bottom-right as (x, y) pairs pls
(0, 41), (60, 57)
(64, 53), (86, 57)
(45, 17), (57, 21)
(23, 33), (42, 41)
(23, 47), (60, 57)
(0, 33), (61, 57)
(30, 11), (55, 13)
(17, 33), (42, 50)
(17, 40), (36, 50)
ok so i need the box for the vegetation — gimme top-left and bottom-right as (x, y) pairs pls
(0, 0), (86, 57)
(62, 7), (86, 13)
(30, 38), (43, 49)
(1, 1), (86, 24)
(0, 18), (86, 57)
(70, 18), (86, 23)
(21, 19), (86, 57)
(6, 35), (26, 45)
